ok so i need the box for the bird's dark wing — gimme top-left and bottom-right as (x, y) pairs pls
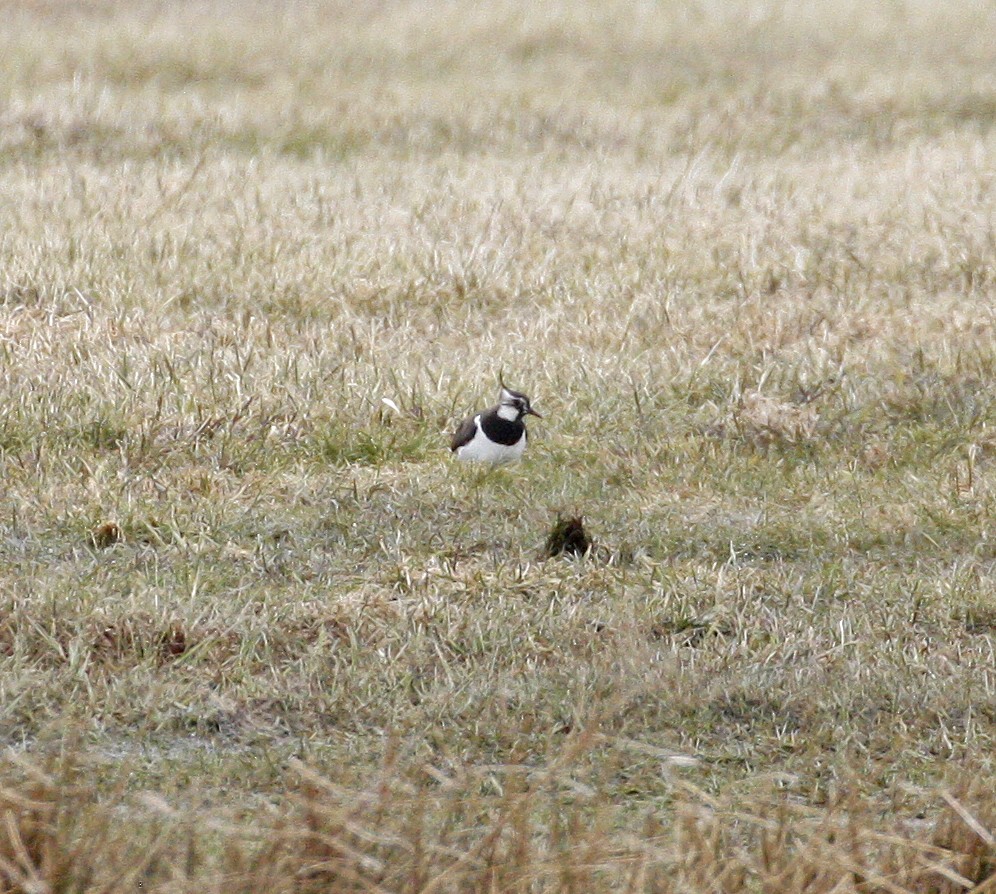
(450, 416), (478, 452)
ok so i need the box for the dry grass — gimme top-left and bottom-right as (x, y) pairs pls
(0, 746), (993, 893)
(1, 0), (995, 889)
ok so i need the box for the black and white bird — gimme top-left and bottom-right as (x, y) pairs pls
(450, 383), (542, 465)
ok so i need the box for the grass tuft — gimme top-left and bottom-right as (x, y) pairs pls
(544, 515), (593, 558)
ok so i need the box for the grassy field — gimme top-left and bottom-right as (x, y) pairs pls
(1, 0), (995, 889)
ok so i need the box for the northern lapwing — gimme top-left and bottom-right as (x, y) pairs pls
(450, 382), (542, 465)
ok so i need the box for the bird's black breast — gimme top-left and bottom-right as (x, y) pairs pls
(450, 416), (479, 452)
(480, 410), (525, 446)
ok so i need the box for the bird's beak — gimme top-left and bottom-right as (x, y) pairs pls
(527, 407), (542, 418)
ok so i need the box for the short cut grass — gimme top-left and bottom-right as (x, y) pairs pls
(0, 0), (995, 889)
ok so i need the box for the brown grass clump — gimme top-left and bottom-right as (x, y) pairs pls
(91, 615), (189, 665)
(545, 515), (593, 558)
(90, 521), (124, 549)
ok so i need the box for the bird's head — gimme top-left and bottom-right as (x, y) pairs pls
(497, 385), (542, 421)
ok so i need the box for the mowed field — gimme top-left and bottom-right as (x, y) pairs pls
(1, 0), (995, 889)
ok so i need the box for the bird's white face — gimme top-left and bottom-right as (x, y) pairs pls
(497, 387), (540, 421)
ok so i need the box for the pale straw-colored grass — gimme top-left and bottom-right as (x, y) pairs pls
(0, 0), (994, 889)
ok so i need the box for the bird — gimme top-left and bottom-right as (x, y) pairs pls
(450, 381), (542, 465)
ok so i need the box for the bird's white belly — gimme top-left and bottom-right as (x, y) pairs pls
(456, 426), (526, 465)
